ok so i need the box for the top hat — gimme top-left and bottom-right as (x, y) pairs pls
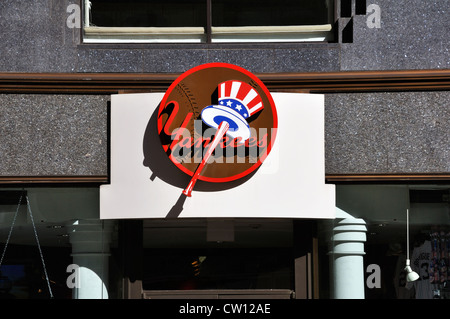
(201, 80), (264, 142)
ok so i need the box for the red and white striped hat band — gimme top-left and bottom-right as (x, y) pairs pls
(218, 80), (264, 119)
(200, 80), (264, 142)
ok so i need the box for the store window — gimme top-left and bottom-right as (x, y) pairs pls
(142, 248), (294, 291)
(139, 219), (297, 299)
(83, 0), (334, 43)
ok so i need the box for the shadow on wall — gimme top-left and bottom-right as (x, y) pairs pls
(141, 105), (257, 218)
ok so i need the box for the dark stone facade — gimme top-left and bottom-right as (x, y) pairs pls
(0, 0), (449, 177)
(325, 91), (450, 175)
(1, 0), (448, 73)
(0, 94), (109, 176)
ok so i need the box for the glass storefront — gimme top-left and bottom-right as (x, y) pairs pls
(0, 185), (449, 299)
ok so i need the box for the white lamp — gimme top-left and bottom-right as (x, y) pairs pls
(405, 209), (420, 282)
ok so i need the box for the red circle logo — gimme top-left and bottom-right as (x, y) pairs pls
(157, 63), (277, 186)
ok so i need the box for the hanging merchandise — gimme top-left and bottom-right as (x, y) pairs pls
(0, 191), (54, 299)
(427, 228), (450, 299)
(430, 231), (439, 284)
(447, 232), (450, 279)
(440, 231), (448, 283)
(408, 238), (433, 299)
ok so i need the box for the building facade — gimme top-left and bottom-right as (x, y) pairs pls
(0, 0), (449, 300)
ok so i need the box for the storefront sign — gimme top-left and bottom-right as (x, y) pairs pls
(100, 63), (335, 219)
(156, 63), (277, 196)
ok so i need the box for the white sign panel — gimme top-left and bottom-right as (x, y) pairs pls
(100, 92), (335, 219)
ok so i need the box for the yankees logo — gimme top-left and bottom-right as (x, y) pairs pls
(157, 63), (278, 196)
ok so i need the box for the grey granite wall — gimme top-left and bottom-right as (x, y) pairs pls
(0, 0), (340, 73)
(325, 91), (450, 174)
(0, 94), (109, 176)
(1, 91), (449, 177)
(0, 0), (448, 73)
(1, 1), (449, 177)
(340, 0), (450, 70)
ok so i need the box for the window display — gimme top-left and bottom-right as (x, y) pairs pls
(406, 228), (450, 299)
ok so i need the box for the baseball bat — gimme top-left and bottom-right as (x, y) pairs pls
(182, 121), (230, 197)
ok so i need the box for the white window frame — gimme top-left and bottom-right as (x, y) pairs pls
(82, 0), (334, 44)
(210, 25), (333, 43)
(84, 26), (207, 44)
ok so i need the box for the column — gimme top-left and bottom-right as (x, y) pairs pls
(329, 208), (367, 299)
(67, 219), (115, 299)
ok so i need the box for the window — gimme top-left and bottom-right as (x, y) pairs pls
(83, 0), (334, 43)
(142, 248), (294, 291)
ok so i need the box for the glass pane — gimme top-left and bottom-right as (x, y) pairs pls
(89, 0), (206, 28)
(143, 248), (294, 290)
(212, 0), (330, 27)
